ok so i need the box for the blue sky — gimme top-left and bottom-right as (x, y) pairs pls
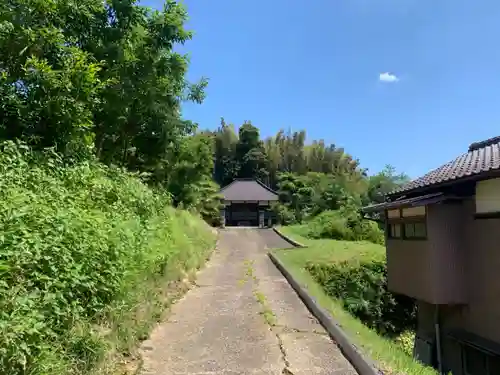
(141, 0), (500, 178)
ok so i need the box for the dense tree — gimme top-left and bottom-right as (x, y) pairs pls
(275, 172), (364, 224)
(262, 130), (365, 188)
(162, 132), (215, 208)
(0, 0), (217, 209)
(213, 118), (239, 186)
(211, 119), (407, 226)
(366, 165), (410, 204)
(0, 0), (206, 168)
(0, 0), (104, 157)
(235, 122), (268, 183)
(91, 1), (208, 172)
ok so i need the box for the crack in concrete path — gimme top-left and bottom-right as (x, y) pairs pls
(251, 280), (294, 375)
(247, 261), (295, 375)
(250, 236), (357, 375)
(275, 325), (329, 336)
(275, 330), (293, 375)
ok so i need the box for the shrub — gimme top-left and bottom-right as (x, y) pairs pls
(306, 259), (416, 337)
(273, 203), (297, 225)
(304, 210), (353, 240)
(295, 209), (384, 244)
(0, 141), (215, 374)
(396, 331), (416, 356)
(353, 220), (385, 245)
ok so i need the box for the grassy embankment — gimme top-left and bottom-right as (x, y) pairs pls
(272, 225), (436, 375)
(0, 141), (216, 375)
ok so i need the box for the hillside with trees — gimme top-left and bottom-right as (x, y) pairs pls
(0, 0), (410, 373)
(0, 0), (409, 217)
(0, 1), (217, 373)
(0, 0), (408, 227)
(209, 120), (409, 240)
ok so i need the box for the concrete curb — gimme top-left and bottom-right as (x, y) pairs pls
(272, 227), (307, 248)
(268, 252), (383, 375)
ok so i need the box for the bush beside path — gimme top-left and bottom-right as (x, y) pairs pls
(0, 142), (216, 375)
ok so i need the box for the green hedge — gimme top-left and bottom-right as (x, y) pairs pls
(0, 141), (215, 374)
(306, 259), (416, 337)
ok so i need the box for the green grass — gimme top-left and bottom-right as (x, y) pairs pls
(272, 226), (436, 375)
(97, 209), (216, 375)
(279, 225), (386, 263)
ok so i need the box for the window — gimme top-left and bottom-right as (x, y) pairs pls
(404, 221), (427, 239)
(475, 178), (500, 214)
(387, 209), (400, 219)
(388, 223), (402, 238)
(402, 206), (426, 217)
(463, 345), (500, 375)
(387, 220), (427, 240)
(386, 206), (427, 240)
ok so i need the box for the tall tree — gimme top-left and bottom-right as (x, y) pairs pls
(263, 135), (281, 188)
(262, 129), (365, 185)
(236, 122), (268, 183)
(90, 0), (207, 172)
(164, 131), (215, 207)
(213, 118), (239, 186)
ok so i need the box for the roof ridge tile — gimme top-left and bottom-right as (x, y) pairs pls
(468, 135), (500, 152)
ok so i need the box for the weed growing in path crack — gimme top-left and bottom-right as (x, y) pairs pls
(254, 290), (277, 326)
(244, 259), (257, 281)
(243, 259), (293, 374)
(242, 260), (277, 327)
(239, 259), (258, 287)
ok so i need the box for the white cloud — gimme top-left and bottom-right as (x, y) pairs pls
(379, 72), (399, 83)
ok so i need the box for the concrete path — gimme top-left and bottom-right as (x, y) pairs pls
(140, 228), (356, 375)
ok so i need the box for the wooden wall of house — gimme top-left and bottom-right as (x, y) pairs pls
(386, 201), (467, 304)
(427, 203), (467, 304)
(386, 238), (434, 301)
(460, 198), (500, 343)
(414, 196), (500, 374)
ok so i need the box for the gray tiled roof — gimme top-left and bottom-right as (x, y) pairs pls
(219, 179), (279, 201)
(391, 136), (500, 195)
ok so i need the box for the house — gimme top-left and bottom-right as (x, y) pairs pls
(362, 136), (500, 375)
(218, 178), (278, 227)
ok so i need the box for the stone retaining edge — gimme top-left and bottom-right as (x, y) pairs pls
(268, 252), (383, 375)
(272, 226), (307, 248)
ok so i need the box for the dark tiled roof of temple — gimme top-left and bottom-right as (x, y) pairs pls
(219, 179), (278, 201)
